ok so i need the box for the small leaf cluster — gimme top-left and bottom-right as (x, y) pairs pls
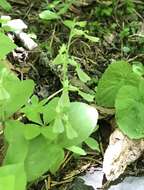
(96, 60), (144, 139)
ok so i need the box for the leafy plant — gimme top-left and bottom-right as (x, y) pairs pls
(95, 60), (144, 139)
(39, 0), (75, 20)
(0, 8), (99, 190)
(0, 0), (12, 11)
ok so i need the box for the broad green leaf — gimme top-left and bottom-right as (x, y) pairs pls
(0, 163), (26, 190)
(76, 64), (91, 83)
(39, 10), (60, 20)
(59, 102), (98, 147)
(115, 80), (144, 139)
(25, 136), (63, 181)
(3, 79), (34, 118)
(78, 90), (94, 102)
(4, 120), (28, 164)
(96, 61), (140, 107)
(0, 86), (10, 100)
(0, 32), (16, 59)
(41, 126), (58, 140)
(24, 124), (41, 140)
(49, 148), (64, 173)
(0, 175), (15, 190)
(63, 20), (75, 29)
(85, 137), (100, 151)
(65, 121), (78, 139)
(21, 97), (43, 124)
(43, 97), (59, 124)
(0, 0), (12, 11)
(53, 117), (64, 133)
(67, 146), (86, 155)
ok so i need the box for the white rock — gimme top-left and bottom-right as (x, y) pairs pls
(16, 32), (38, 50)
(2, 19), (27, 32)
(103, 129), (144, 181)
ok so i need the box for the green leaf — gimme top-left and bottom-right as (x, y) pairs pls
(3, 79), (34, 118)
(39, 10), (60, 20)
(0, 85), (10, 101)
(49, 148), (64, 173)
(85, 137), (100, 151)
(76, 64), (91, 83)
(4, 120), (28, 164)
(59, 102), (98, 147)
(65, 121), (78, 139)
(0, 175), (15, 190)
(0, 32), (16, 59)
(84, 34), (99, 42)
(0, 0), (12, 11)
(52, 44), (67, 65)
(63, 20), (75, 29)
(43, 97), (59, 124)
(72, 28), (85, 38)
(21, 96), (43, 124)
(78, 90), (94, 102)
(67, 146), (86, 155)
(41, 126), (58, 141)
(115, 80), (144, 139)
(96, 61), (140, 107)
(0, 163), (26, 190)
(25, 136), (64, 181)
(68, 57), (77, 66)
(24, 124), (41, 140)
(53, 117), (64, 133)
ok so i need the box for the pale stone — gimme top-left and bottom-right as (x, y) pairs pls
(103, 129), (144, 181)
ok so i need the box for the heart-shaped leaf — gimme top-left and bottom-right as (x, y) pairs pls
(96, 61), (140, 107)
(25, 136), (64, 181)
(115, 80), (144, 139)
(58, 102), (98, 147)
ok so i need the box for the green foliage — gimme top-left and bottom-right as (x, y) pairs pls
(39, 10), (60, 20)
(39, 0), (74, 20)
(0, 64), (34, 120)
(0, 0), (12, 11)
(0, 163), (26, 190)
(96, 60), (144, 139)
(0, 32), (16, 59)
(96, 61), (140, 107)
(85, 137), (100, 151)
(115, 80), (144, 139)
